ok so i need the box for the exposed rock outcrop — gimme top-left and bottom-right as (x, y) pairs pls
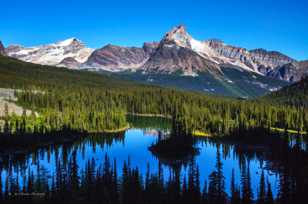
(57, 57), (81, 69)
(84, 44), (153, 71)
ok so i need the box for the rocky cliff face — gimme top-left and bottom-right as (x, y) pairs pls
(142, 43), (221, 75)
(267, 60), (308, 82)
(250, 49), (295, 71)
(206, 39), (257, 71)
(206, 40), (296, 75)
(57, 57), (81, 69)
(267, 63), (299, 82)
(0, 41), (6, 56)
(142, 42), (159, 55)
(84, 44), (151, 71)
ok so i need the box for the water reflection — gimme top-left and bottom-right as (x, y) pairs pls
(0, 117), (307, 203)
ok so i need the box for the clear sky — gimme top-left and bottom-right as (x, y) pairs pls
(1, 0), (307, 60)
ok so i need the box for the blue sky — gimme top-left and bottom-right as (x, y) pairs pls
(1, 0), (307, 60)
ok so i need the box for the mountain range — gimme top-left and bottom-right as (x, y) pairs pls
(1, 25), (307, 98)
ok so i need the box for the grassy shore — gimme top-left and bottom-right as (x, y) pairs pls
(192, 127), (308, 138)
(270, 127), (307, 135)
(102, 124), (130, 133)
(192, 130), (212, 137)
(127, 113), (172, 119)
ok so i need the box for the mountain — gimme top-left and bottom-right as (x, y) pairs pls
(6, 38), (93, 66)
(83, 43), (156, 71)
(263, 76), (308, 107)
(88, 25), (304, 83)
(140, 25), (297, 77)
(142, 25), (221, 76)
(107, 25), (289, 98)
(0, 41), (5, 56)
(4, 25), (306, 83)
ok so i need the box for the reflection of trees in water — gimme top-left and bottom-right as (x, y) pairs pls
(0, 151), (278, 204)
(221, 133), (308, 204)
(207, 144), (226, 204)
(0, 133), (307, 203)
(0, 132), (125, 171)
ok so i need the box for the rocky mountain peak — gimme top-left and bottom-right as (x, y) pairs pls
(165, 25), (187, 38)
(162, 25), (192, 47)
(55, 38), (83, 47)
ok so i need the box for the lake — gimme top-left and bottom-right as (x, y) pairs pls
(0, 116), (307, 203)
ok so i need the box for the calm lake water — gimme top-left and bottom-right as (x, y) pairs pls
(1, 116), (307, 201)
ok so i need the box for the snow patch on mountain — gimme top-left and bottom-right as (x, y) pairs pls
(6, 38), (94, 67)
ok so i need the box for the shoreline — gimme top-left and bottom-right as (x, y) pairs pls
(270, 127), (307, 135)
(127, 112), (172, 119)
(192, 130), (212, 137)
(101, 124), (130, 133)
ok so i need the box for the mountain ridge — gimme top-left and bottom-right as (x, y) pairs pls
(2, 25), (307, 83)
(5, 38), (94, 66)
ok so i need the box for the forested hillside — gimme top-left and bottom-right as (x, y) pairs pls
(0, 55), (307, 141)
(0, 55), (143, 89)
(263, 76), (308, 107)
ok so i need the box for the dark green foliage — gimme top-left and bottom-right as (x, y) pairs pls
(0, 55), (307, 143)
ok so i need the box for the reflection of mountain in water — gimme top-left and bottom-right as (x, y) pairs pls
(143, 129), (170, 140)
